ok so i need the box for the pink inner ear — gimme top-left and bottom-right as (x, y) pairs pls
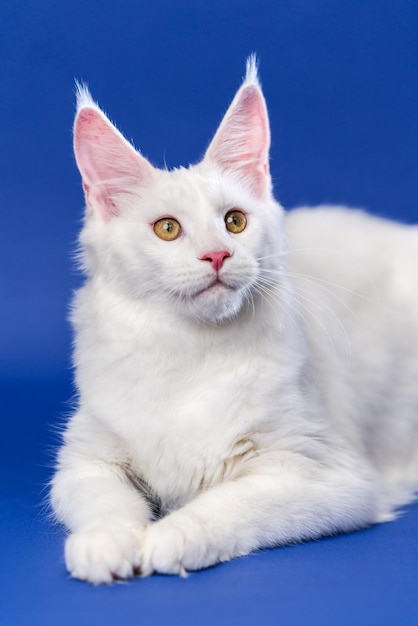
(205, 85), (271, 198)
(74, 107), (154, 221)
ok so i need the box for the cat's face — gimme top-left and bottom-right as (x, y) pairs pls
(81, 165), (282, 323)
(75, 58), (284, 324)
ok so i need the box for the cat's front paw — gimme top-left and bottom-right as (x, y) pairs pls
(65, 523), (144, 584)
(141, 514), (221, 576)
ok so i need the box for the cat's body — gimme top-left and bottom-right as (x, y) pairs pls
(51, 59), (418, 584)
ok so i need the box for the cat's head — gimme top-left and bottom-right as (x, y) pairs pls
(74, 57), (285, 324)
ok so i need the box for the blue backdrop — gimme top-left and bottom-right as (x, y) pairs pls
(2, 2), (418, 625)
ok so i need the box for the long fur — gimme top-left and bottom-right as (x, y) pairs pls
(51, 59), (418, 584)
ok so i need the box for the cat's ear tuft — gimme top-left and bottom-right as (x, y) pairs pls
(243, 54), (261, 88)
(73, 85), (154, 221)
(204, 57), (271, 199)
(75, 81), (97, 112)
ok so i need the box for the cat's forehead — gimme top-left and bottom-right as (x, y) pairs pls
(156, 166), (226, 213)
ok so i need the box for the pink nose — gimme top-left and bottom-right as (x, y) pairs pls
(200, 250), (231, 272)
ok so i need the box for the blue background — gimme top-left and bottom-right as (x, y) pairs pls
(1, 1), (418, 624)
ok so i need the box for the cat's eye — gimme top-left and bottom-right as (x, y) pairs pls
(153, 218), (182, 241)
(225, 210), (247, 234)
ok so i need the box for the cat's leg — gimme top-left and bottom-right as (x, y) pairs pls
(51, 413), (151, 584)
(140, 452), (380, 576)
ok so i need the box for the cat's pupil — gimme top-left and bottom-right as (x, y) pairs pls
(164, 222), (172, 232)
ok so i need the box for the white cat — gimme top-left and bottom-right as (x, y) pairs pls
(51, 57), (418, 584)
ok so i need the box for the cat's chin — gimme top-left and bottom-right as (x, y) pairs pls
(182, 282), (246, 325)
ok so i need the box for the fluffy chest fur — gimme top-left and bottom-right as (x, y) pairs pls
(73, 282), (310, 509)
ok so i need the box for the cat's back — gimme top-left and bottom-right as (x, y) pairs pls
(284, 206), (418, 306)
(284, 206), (418, 490)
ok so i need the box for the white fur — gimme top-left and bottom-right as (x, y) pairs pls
(51, 61), (418, 584)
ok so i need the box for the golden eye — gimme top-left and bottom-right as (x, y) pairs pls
(153, 218), (181, 241)
(225, 210), (247, 234)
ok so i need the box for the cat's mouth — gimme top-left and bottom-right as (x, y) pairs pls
(181, 275), (247, 322)
(193, 278), (230, 298)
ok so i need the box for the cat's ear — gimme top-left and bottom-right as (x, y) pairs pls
(73, 84), (154, 221)
(204, 56), (271, 198)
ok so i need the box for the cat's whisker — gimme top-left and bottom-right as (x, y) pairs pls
(280, 246), (363, 259)
(261, 266), (376, 306)
(258, 267), (370, 349)
(253, 278), (320, 345)
(247, 288), (257, 319)
(254, 272), (350, 358)
(256, 246), (349, 265)
(251, 283), (280, 316)
(256, 252), (287, 263)
(291, 286), (352, 360)
(283, 271), (367, 335)
(252, 277), (297, 320)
